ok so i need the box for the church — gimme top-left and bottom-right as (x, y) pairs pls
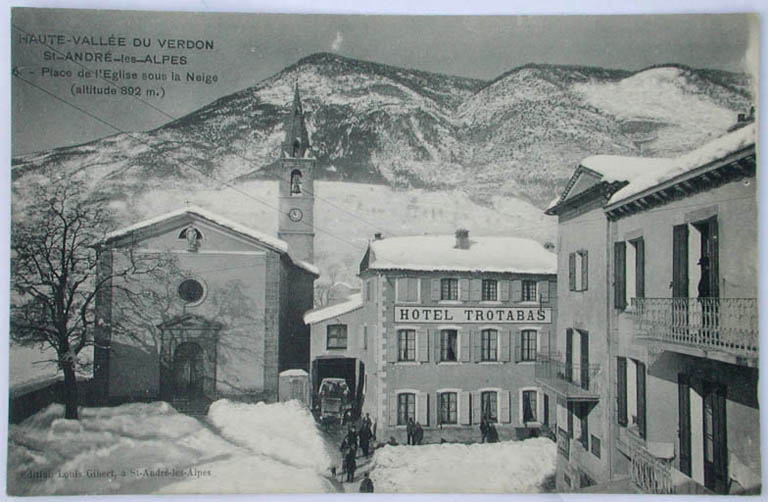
(93, 85), (317, 412)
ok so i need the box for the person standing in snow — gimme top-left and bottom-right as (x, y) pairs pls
(479, 416), (490, 443)
(359, 421), (372, 457)
(406, 417), (416, 445)
(413, 422), (424, 445)
(486, 423), (499, 443)
(359, 472), (374, 493)
(345, 425), (359, 453)
(344, 447), (357, 482)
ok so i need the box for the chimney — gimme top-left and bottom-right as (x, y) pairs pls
(374, 232), (383, 241)
(455, 229), (470, 250)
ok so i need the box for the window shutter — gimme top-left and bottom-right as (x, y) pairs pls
(432, 330), (440, 363)
(389, 394), (398, 426)
(672, 224), (689, 298)
(565, 329), (573, 381)
(430, 392), (438, 429)
(500, 330), (511, 362)
(614, 242), (626, 309)
(539, 329), (550, 359)
(617, 357), (627, 426)
(678, 374), (691, 476)
(472, 330), (481, 363)
(569, 253), (576, 290)
(511, 280), (522, 302)
(459, 279), (469, 301)
(417, 392), (428, 425)
(460, 391), (471, 425)
(431, 279), (441, 301)
(500, 391), (511, 423)
(513, 331), (521, 363)
(396, 278), (406, 302)
(636, 361), (646, 439)
(582, 251), (589, 290)
(499, 280), (510, 301)
(418, 330), (429, 362)
(408, 278), (419, 302)
(538, 280), (550, 303)
(470, 279), (482, 301)
(635, 238), (645, 299)
(567, 402), (574, 438)
(460, 331), (471, 362)
(471, 391), (481, 424)
(388, 332), (398, 362)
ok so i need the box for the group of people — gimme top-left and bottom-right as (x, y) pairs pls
(339, 413), (376, 491)
(405, 417), (424, 445)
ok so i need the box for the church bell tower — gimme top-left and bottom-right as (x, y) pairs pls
(278, 82), (315, 264)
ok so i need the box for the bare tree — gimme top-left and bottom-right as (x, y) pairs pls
(10, 174), (163, 419)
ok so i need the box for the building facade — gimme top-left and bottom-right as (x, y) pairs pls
(358, 231), (558, 443)
(544, 122), (758, 494)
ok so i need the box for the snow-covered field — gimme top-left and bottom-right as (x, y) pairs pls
(370, 438), (556, 493)
(7, 399), (334, 495)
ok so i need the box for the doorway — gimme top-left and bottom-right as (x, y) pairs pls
(173, 342), (205, 401)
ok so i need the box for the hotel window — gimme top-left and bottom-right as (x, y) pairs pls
(326, 324), (348, 349)
(397, 393), (415, 426)
(521, 280), (537, 301)
(569, 250), (588, 291)
(441, 278), (459, 301)
(481, 391), (498, 423)
(481, 279), (498, 301)
(398, 329), (416, 361)
(614, 238), (645, 310)
(520, 330), (537, 361)
(481, 329), (498, 361)
(439, 392), (458, 425)
(522, 390), (538, 423)
(440, 329), (458, 362)
(396, 277), (420, 303)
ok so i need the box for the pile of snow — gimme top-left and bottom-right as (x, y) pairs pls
(8, 399), (334, 496)
(370, 438), (556, 493)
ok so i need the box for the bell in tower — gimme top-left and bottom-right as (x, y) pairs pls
(278, 81), (315, 264)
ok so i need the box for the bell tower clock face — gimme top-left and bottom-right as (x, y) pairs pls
(288, 208), (303, 222)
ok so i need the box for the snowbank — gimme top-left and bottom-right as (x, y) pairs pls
(370, 437), (556, 493)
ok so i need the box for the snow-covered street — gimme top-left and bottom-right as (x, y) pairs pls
(8, 399), (556, 495)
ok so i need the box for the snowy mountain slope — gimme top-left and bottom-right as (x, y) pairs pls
(12, 54), (752, 210)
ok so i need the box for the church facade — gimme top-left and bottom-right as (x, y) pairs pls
(93, 86), (318, 411)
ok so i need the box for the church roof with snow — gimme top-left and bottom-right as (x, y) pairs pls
(303, 293), (364, 325)
(102, 206), (319, 276)
(362, 235), (556, 274)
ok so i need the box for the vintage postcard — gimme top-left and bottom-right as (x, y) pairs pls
(7, 7), (760, 496)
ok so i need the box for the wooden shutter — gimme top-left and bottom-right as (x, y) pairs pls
(539, 329), (550, 359)
(565, 329), (573, 381)
(581, 251), (588, 290)
(567, 401), (574, 438)
(460, 391), (471, 425)
(460, 331), (471, 362)
(513, 330), (521, 362)
(432, 330), (440, 363)
(511, 280), (522, 302)
(500, 391), (511, 423)
(396, 278), (406, 301)
(712, 386), (727, 491)
(431, 279), (441, 301)
(708, 218), (720, 298)
(500, 280), (510, 301)
(472, 391), (481, 424)
(470, 279), (482, 301)
(579, 403), (589, 449)
(459, 279), (469, 301)
(418, 330), (429, 362)
(389, 394), (398, 426)
(614, 242), (626, 309)
(543, 394), (550, 426)
(388, 331), (399, 362)
(678, 374), (691, 476)
(635, 238), (645, 299)
(636, 361), (646, 439)
(672, 224), (689, 298)
(569, 253), (576, 290)
(417, 392), (428, 425)
(430, 392), (438, 429)
(408, 278), (419, 302)
(580, 330), (590, 391)
(500, 330), (511, 362)
(538, 280), (550, 303)
(617, 357), (628, 426)
(472, 330), (481, 363)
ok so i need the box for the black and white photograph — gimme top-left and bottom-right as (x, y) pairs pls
(6, 5), (761, 496)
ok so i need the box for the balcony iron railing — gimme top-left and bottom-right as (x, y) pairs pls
(535, 353), (601, 401)
(632, 297), (758, 362)
(628, 437), (674, 494)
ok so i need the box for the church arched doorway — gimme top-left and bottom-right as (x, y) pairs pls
(173, 342), (205, 401)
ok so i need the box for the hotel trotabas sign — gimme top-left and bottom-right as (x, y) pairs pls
(394, 305), (552, 323)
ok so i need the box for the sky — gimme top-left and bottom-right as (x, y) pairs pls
(9, 7), (758, 156)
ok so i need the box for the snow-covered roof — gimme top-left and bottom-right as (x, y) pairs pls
(366, 236), (556, 274)
(580, 155), (673, 184)
(103, 206), (319, 275)
(606, 122), (756, 206)
(279, 369), (309, 377)
(304, 293), (363, 325)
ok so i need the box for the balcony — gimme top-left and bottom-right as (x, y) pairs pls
(628, 436), (714, 495)
(632, 298), (758, 366)
(535, 354), (601, 401)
